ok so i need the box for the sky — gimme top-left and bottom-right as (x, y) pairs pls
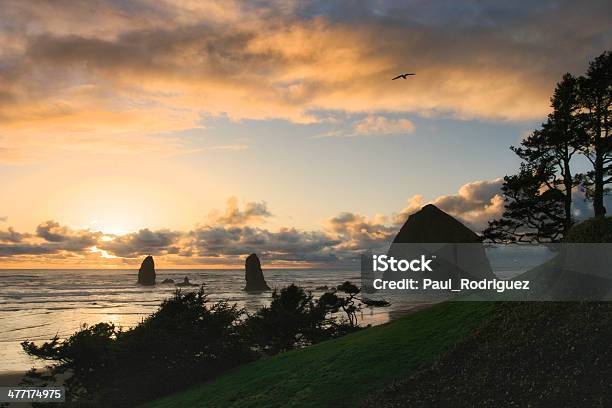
(1, 0), (611, 268)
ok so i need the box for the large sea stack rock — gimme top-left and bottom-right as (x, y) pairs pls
(244, 253), (270, 291)
(385, 204), (494, 282)
(138, 255), (156, 286)
(393, 204), (483, 244)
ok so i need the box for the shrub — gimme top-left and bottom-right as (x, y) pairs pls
(564, 217), (612, 243)
(244, 284), (355, 354)
(22, 287), (253, 407)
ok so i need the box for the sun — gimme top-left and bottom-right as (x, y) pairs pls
(90, 246), (117, 259)
(89, 220), (132, 236)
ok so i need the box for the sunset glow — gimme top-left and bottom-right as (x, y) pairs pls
(1, 1), (611, 268)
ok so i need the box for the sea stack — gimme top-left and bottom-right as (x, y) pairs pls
(385, 204), (494, 281)
(244, 253), (270, 291)
(393, 204), (485, 244)
(138, 255), (156, 286)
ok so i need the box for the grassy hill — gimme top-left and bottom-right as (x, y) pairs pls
(145, 302), (496, 408)
(147, 226), (612, 408)
(365, 302), (612, 407)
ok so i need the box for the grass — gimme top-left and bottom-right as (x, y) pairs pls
(364, 302), (612, 407)
(145, 302), (496, 408)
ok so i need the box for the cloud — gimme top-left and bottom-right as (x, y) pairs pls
(0, 243), (59, 257)
(318, 115), (415, 138)
(0, 216), (7, 222)
(326, 212), (394, 250)
(36, 220), (73, 242)
(0, 221), (101, 257)
(0, 227), (27, 243)
(1, 0), (611, 162)
(571, 189), (612, 220)
(36, 221), (101, 251)
(321, 178), (504, 250)
(321, 178), (506, 250)
(395, 178), (505, 231)
(188, 225), (340, 263)
(352, 116), (415, 136)
(208, 197), (272, 226)
(98, 228), (182, 258)
(205, 144), (249, 151)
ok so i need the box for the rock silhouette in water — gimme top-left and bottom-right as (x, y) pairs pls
(138, 255), (156, 285)
(244, 253), (270, 291)
(176, 276), (198, 287)
(385, 204), (494, 282)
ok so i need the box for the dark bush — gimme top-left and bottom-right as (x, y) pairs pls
(244, 284), (356, 354)
(22, 287), (254, 407)
(22, 322), (117, 404)
(564, 217), (612, 243)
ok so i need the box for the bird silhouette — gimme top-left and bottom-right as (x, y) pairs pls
(392, 73), (415, 80)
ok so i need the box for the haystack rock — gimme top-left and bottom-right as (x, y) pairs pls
(385, 204), (494, 282)
(138, 255), (156, 286)
(244, 253), (270, 291)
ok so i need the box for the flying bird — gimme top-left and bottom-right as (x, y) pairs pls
(392, 73), (415, 80)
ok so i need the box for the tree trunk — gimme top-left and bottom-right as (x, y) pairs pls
(563, 158), (573, 231)
(593, 151), (606, 217)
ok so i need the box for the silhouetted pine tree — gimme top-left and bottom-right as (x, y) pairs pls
(577, 51), (612, 217)
(484, 163), (567, 243)
(484, 74), (584, 242)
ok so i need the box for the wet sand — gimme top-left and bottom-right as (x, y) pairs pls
(0, 371), (25, 386)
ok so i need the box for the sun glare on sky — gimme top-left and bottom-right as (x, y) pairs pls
(90, 221), (131, 236)
(89, 246), (117, 259)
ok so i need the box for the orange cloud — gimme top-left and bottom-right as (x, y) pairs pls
(207, 197), (272, 226)
(3, 0), (602, 161)
(352, 115), (415, 136)
(395, 179), (505, 230)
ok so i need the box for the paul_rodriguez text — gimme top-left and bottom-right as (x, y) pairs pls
(372, 278), (530, 293)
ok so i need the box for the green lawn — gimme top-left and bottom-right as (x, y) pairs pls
(145, 302), (495, 408)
